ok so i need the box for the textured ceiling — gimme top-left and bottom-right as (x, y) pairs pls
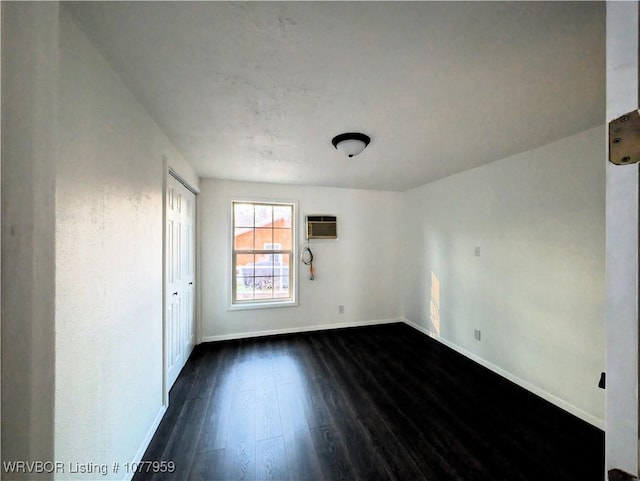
(65, 1), (605, 191)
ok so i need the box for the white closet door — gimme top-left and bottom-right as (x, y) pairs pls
(182, 183), (196, 357)
(166, 174), (196, 391)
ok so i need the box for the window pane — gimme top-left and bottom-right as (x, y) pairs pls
(273, 205), (292, 228)
(235, 276), (254, 300)
(254, 204), (272, 226)
(274, 228), (292, 251)
(255, 228), (274, 249)
(273, 263), (288, 278)
(254, 289), (273, 300)
(234, 203), (254, 228)
(235, 253), (255, 269)
(254, 262), (273, 282)
(234, 228), (254, 250)
(272, 277), (290, 299)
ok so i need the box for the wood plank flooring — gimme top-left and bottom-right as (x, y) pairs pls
(133, 323), (604, 481)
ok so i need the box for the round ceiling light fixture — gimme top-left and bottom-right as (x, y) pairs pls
(331, 132), (371, 158)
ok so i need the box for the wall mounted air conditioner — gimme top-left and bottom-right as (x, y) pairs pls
(306, 215), (337, 239)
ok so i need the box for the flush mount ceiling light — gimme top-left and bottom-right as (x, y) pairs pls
(331, 132), (371, 158)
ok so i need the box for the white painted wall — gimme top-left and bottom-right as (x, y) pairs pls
(402, 126), (606, 427)
(2, 4), (198, 480)
(200, 179), (402, 339)
(605, 1), (639, 475)
(1, 3), (58, 478)
(54, 9), (198, 480)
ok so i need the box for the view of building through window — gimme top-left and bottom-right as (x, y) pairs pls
(232, 202), (294, 304)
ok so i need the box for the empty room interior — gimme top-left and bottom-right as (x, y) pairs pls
(2, 1), (640, 481)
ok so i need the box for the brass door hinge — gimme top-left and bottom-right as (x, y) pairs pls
(609, 109), (640, 165)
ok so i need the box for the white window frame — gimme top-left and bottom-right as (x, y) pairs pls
(230, 200), (297, 310)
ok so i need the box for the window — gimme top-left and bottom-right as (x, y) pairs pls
(232, 201), (295, 307)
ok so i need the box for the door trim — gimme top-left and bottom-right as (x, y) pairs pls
(169, 167), (198, 195)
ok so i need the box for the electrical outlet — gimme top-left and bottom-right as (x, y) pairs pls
(474, 329), (481, 341)
(338, 305), (345, 314)
(474, 246), (481, 257)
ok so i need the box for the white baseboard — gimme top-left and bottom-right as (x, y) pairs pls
(201, 318), (403, 343)
(402, 318), (605, 430)
(123, 403), (167, 481)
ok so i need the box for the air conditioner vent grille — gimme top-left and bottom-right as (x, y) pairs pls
(306, 215), (337, 239)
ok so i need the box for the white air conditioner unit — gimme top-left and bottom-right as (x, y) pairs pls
(306, 215), (337, 239)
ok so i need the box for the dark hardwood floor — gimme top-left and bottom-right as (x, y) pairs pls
(133, 323), (604, 481)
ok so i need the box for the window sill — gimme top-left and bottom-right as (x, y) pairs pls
(229, 299), (298, 311)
